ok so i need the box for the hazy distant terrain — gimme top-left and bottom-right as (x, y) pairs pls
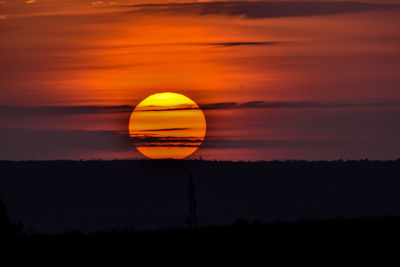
(1, 160), (400, 234)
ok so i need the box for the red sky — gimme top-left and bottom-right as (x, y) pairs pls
(0, 0), (400, 160)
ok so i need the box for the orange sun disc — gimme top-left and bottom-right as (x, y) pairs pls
(129, 92), (206, 159)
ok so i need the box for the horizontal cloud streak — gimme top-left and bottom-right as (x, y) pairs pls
(129, 135), (333, 148)
(0, 105), (133, 115)
(1, 101), (399, 117)
(134, 128), (191, 132)
(130, 135), (203, 147)
(127, 1), (400, 19)
(0, 128), (360, 158)
(212, 101), (400, 110)
(201, 138), (341, 149)
(206, 41), (280, 47)
(0, 128), (132, 160)
(0, 127), (398, 160)
(135, 101), (400, 112)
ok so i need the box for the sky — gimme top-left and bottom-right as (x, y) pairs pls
(0, 0), (400, 160)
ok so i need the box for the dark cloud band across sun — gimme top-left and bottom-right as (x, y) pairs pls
(1, 101), (398, 116)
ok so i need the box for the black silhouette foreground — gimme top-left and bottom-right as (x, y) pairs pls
(186, 174), (198, 229)
(0, 197), (23, 238)
(0, 197), (10, 235)
(2, 159), (400, 255)
(1, 159), (400, 241)
(5, 216), (400, 255)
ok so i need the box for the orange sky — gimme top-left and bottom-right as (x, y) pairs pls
(0, 1), (400, 160)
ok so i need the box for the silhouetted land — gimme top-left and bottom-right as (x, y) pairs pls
(1, 159), (400, 237)
(4, 217), (400, 255)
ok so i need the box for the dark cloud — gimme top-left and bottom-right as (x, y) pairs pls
(134, 128), (191, 132)
(0, 127), (341, 157)
(0, 127), (398, 160)
(130, 135), (332, 149)
(0, 101), (399, 119)
(201, 102), (237, 110)
(201, 101), (400, 110)
(133, 107), (199, 112)
(0, 128), (131, 160)
(54, 63), (144, 71)
(201, 137), (338, 149)
(127, 1), (400, 19)
(81, 41), (278, 50)
(0, 105), (133, 116)
(205, 41), (280, 47)
(129, 136), (203, 147)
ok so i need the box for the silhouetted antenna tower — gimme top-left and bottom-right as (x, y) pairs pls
(186, 174), (197, 229)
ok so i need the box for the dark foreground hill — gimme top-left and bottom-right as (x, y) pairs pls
(3, 217), (400, 257)
(1, 160), (400, 234)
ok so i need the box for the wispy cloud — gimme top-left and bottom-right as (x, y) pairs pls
(129, 135), (203, 147)
(0, 127), (397, 160)
(128, 135), (337, 149)
(0, 105), (133, 115)
(201, 137), (338, 149)
(142, 101), (400, 111)
(206, 41), (280, 47)
(126, 1), (400, 19)
(207, 101), (400, 110)
(1, 101), (399, 117)
(134, 128), (191, 132)
(0, 128), (130, 160)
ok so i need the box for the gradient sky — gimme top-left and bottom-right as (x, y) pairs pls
(0, 0), (400, 160)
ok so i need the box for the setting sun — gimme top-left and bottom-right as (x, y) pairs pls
(129, 92), (206, 159)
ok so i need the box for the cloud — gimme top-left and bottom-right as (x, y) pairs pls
(25, 0), (36, 4)
(59, 41), (281, 50)
(0, 128), (131, 160)
(0, 101), (399, 118)
(0, 129), (243, 160)
(201, 102), (237, 110)
(128, 135), (373, 150)
(0, 105), (133, 116)
(205, 41), (280, 47)
(201, 101), (400, 110)
(129, 135), (203, 147)
(0, 127), (335, 157)
(201, 137), (336, 149)
(129, 135), (325, 148)
(134, 128), (191, 132)
(0, 127), (398, 160)
(127, 101), (400, 113)
(126, 1), (400, 19)
(54, 62), (145, 71)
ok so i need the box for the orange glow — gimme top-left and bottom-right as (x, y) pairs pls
(129, 92), (206, 159)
